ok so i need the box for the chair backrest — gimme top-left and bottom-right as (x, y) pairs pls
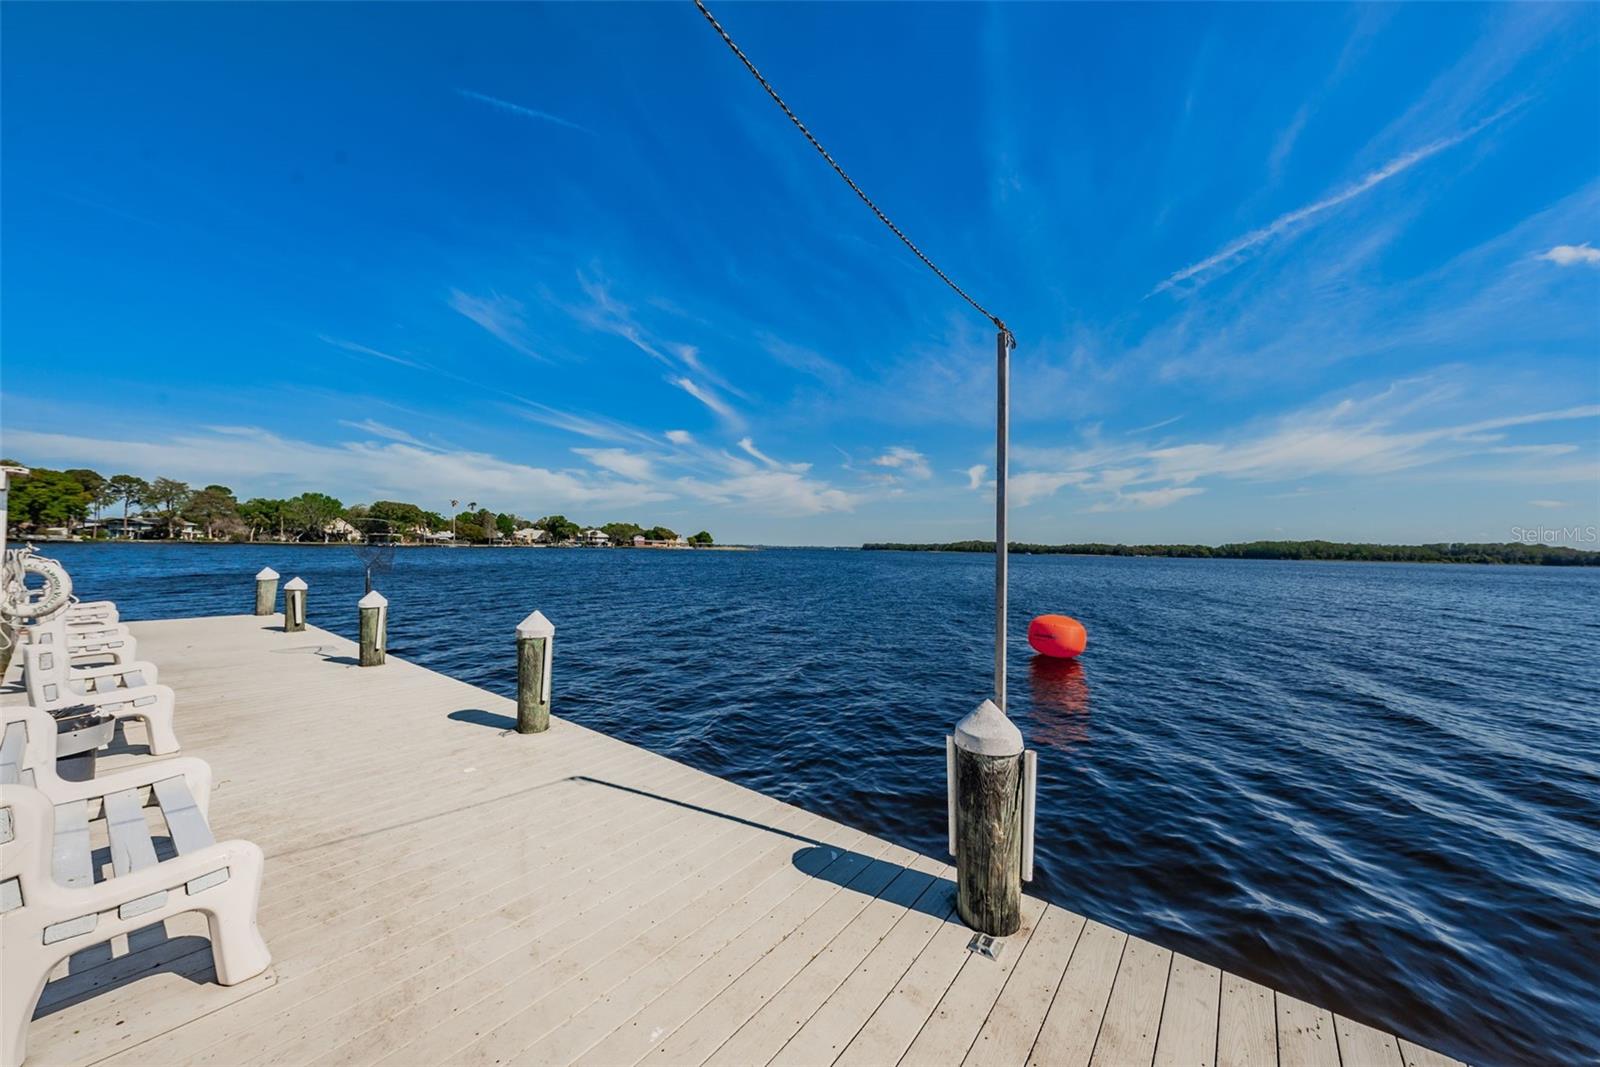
(0, 783), (58, 918)
(25, 618), (122, 647)
(0, 717), (67, 919)
(0, 707), (56, 787)
(20, 644), (75, 710)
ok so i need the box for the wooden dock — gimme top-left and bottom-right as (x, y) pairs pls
(7, 614), (1464, 1067)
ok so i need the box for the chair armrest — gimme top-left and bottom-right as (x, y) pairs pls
(33, 756), (213, 815)
(22, 838), (260, 934)
(69, 682), (175, 712)
(73, 661), (160, 690)
(62, 624), (134, 644)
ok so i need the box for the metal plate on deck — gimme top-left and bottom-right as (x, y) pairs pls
(968, 933), (1003, 961)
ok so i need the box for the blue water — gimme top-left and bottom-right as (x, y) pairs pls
(38, 543), (1600, 1065)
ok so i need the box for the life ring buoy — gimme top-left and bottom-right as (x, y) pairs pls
(1, 550), (73, 621)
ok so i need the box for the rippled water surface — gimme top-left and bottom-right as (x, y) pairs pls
(41, 543), (1600, 1064)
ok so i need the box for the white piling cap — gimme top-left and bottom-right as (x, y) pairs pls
(954, 699), (1024, 756)
(358, 590), (388, 608)
(516, 610), (555, 639)
(284, 577), (308, 591)
(255, 567), (279, 581)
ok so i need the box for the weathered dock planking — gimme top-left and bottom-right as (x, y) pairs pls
(3, 614), (1466, 1067)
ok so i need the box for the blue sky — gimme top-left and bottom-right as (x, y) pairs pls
(3, 3), (1597, 546)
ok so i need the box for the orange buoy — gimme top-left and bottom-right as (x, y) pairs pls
(1028, 614), (1088, 659)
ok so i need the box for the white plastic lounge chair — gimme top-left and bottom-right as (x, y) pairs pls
(0, 704), (209, 810)
(18, 618), (139, 667)
(17, 645), (176, 756)
(61, 601), (118, 627)
(0, 769), (268, 1066)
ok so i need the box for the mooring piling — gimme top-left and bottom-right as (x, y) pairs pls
(358, 590), (388, 666)
(949, 698), (1034, 936)
(283, 577), (307, 633)
(253, 567), (279, 616)
(516, 610), (554, 734)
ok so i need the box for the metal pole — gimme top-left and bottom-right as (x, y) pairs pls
(995, 328), (1011, 713)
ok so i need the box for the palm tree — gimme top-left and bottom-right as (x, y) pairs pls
(450, 499), (459, 542)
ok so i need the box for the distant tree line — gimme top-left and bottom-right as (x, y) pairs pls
(2, 462), (714, 547)
(861, 539), (1600, 566)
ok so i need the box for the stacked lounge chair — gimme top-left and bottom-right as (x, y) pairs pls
(0, 553), (271, 1067)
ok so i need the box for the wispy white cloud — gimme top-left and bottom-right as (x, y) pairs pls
(1487, 444), (1578, 456)
(573, 447), (656, 481)
(4, 422), (865, 521)
(672, 377), (743, 429)
(572, 277), (669, 363)
(1128, 414), (1184, 435)
(337, 419), (434, 450)
(1009, 471), (1091, 507)
(1004, 375), (1599, 516)
(870, 446), (932, 481)
(673, 469), (858, 516)
(503, 401), (656, 446)
(738, 436), (810, 472)
(656, 432), (856, 516)
(3, 426), (665, 511)
(561, 276), (754, 432)
(1088, 487), (1206, 512)
(1143, 400), (1599, 486)
(448, 290), (545, 360)
(1153, 106), (1518, 295)
(965, 464), (987, 490)
(1530, 499), (1569, 509)
(1537, 243), (1600, 266)
(318, 335), (429, 371)
(456, 89), (592, 135)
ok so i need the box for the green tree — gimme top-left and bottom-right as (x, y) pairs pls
(362, 500), (439, 542)
(238, 498), (286, 541)
(536, 514), (581, 543)
(185, 484), (239, 539)
(63, 469), (107, 527)
(145, 478), (193, 538)
(107, 474), (150, 538)
(495, 513), (516, 539)
(688, 530), (714, 545)
(476, 508), (495, 543)
(602, 521), (645, 544)
(285, 492), (344, 542)
(644, 525), (678, 542)
(6, 468), (91, 532)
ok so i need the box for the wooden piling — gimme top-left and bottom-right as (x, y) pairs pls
(951, 698), (1025, 936)
(253, 567), (279, 616)
(515, 610), (554, 734)
(283, 577), (307, 633)
(358, 590), (387, 666)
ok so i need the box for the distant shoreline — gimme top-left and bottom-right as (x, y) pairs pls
(29, 539), (756, 552)
(862, 539), (1600, 566)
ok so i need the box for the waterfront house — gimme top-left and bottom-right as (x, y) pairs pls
(513, 527), (549, 545)
(322, 517), (363, 543)
(581, 528), (611, 547)
(633, 533), (690, 549)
